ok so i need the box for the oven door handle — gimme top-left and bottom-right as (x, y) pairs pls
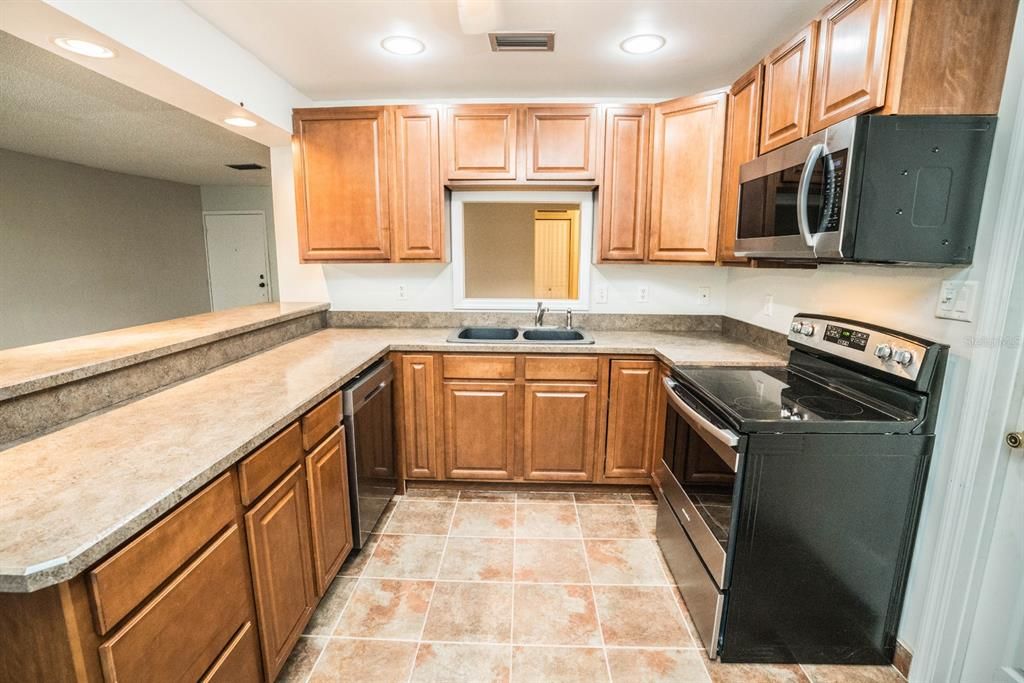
(663, 377), (740, 456)
(797, 143), (826, 250)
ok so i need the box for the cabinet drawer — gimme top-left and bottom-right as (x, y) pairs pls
(524, 356), (599, 382)
(302, 392), (342, 451)
(443, 355), (517, 380)
(238, 423), (303, 506)
(99, 524), (253, 683)
(200, 621), (262, 683)
(88, 471), (237, 635)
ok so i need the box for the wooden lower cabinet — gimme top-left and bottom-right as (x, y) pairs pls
(200, 621), (263, 683)
(305, 427), (353, 596)
(245, 465), (317, 681)
(399, 354), (441, 479)
(604, 359), (660, 479)
(443, 381), (517, 480)
(523, 382), (598, 481)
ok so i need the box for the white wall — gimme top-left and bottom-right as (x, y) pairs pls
(199, 185), (280, 300)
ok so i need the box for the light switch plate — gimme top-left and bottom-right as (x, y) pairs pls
(935, 280), (978, 322)
(762, 294), (774, 317)
(595, 286), (608, 304)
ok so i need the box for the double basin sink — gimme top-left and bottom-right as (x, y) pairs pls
(447, 326), (595, 345)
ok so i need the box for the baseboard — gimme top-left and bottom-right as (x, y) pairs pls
(894, 640), (913, 679)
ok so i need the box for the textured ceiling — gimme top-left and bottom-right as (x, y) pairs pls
(0, 31), (270, 186)
(184, 0), (822, 101)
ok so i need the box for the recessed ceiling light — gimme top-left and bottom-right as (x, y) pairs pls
(381, 35), (426, 56)
(620, 34), (666, 55)
(53, 37), (116, 59)
(224, 117), (257, 128)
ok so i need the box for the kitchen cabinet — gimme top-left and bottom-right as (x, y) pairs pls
(398, 354), (442, 479)
(305, 427), (353, 596)
(760, 23), (817, 153)
(443, 381), (517, 480)
(244, 465), (316, 681)
(292, 107), (391, 261)
(597, 106), (651, 262)
(649, 90), (728, 262)
(445, 105), (518, 180)
(718, 65), (763, 264)
(391, 106), (445, 260)
(604, 360), (660, 479)
(524, 106), (599, 180)
(809, 0), (896, 132)
(523, 383), (599, 481)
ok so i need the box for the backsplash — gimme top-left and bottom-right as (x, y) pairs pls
(327, 311), (722, 332)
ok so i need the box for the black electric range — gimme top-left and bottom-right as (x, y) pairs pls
(655, 314), (948, 665)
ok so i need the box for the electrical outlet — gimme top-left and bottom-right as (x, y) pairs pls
(761, 294), (774, 317)
(935, 280), (977, 321)
(637, 285), (650, 303)
(397, 284), (407, 300)
(595, 286), (608, 304)
(697, 287), (711, 306)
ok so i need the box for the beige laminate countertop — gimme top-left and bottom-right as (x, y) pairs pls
(0, 327), (784, 593)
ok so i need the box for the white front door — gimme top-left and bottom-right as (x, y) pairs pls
(203, 212), (271, 311)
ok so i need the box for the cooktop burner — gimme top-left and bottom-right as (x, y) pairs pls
(730, 395), (787, 419)
(794, 395), (866, 417)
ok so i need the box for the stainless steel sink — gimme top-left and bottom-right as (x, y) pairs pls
(447, 327), (594, 344)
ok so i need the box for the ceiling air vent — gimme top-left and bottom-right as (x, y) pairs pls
(488, 32), (555, 52)
(226, 163), (266, 171)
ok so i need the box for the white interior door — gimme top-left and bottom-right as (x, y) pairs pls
(203, 212), (271, 311)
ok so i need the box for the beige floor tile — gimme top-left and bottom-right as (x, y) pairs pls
(364, 534), (447, 579)
(607, 648), (712, 683)
(412, 642), (511, 682)
(514, 539), (590, 583)
(511, 646), (610, 683)
(278, 636), (326, 683)
(513, 583), (602, 646)
(439, 537), (514, 581)
(594, 585), (693, 647)
(575, 491), (635, 504)
(386, 500), (456, 535)
(459, 490), (517, 502)
(450, 502), (516, 537)
(309, 638), (418, 682)
(372, 500), (398, 533)
(338, 533), (381, 577)
(706, 661), (810, 683)
(636, 505), (659, 538)
(632, 491), (659, 505)
(577, 505), (646, 538)
(422, 581), (514, 643)
(334, 578), (434, 640)
(802, 664), (906, 683)
(515, 503), (582, 538)
(304, 576), (357, 635)
(517, 490), (575, 502)
(585, 539), (668, 585)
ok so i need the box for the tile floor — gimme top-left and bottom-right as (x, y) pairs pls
(278, 488), (908, 683)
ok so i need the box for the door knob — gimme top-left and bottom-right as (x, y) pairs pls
(1007, 431), (1023, 449)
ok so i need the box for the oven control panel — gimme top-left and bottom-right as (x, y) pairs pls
(786, 315), (931, 382)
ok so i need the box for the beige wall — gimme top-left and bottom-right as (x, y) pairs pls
(0, 149), (211, 348)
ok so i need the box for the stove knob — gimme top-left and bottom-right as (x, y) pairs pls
(800, 323), (815, 336)
(874, 344), (893, 361)
(892, 349), (915, 367)
(791, 321), (804, 334)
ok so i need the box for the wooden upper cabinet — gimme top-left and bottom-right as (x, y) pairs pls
(810, 0), (896, 133)
(524, 106), (599, 180)
(305, 428), (352, 596)
(649, 90), (727, 262)
(399, 354), (441, 479)
(760, 23), (817, 153)
(523, 383), (598, 481)
(718, 65), (763, 264)
(604, 360), (659, 479)
(293, 107), (391, 261)
(391, 106), (445, 261)
(445, 105), (518, 180)
(598, 106), (651, 262)
(443, 381), (516, 480)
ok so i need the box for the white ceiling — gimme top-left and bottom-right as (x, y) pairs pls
(0, 31), (270, 186)
(185, 0), (822, 101)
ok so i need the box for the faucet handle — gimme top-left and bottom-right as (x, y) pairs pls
(565, 308), (573, 330)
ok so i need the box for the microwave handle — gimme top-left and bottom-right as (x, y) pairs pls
(797, 143), (827, 249)
(662, 377), (740, 450)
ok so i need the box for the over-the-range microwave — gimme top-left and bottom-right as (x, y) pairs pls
(733, 114), (996, 265)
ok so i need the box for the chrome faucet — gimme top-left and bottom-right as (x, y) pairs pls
(535, 301), (549, 327)
(565, 308), (574, 330)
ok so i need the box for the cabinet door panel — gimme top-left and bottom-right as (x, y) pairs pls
(293, 108), (390, 261)
(443, 381), (516, 480)
(445, 106), (518, 180)
(718, 65), (762, 264)
(400, 354), (440, 479)
(523, 383), (597, 481)
(245, 465), (316, 681)
(760, 24), (817, 153)
(525, 106), (599, 180)
(604, 360), (659, 479)
(810, 0), (896, 132)
(649, 91), (727, 262)
(598, 106), (651, 262)
(305, 428), (353, 596)
(392, 106), (445, 260)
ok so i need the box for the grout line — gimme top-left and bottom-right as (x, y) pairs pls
(317, 634), (704, 650)
(573, 494), (615, 683)
(510, 487), (517, 681)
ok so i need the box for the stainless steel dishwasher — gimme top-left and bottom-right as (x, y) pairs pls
(342, 359), (397, 549)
